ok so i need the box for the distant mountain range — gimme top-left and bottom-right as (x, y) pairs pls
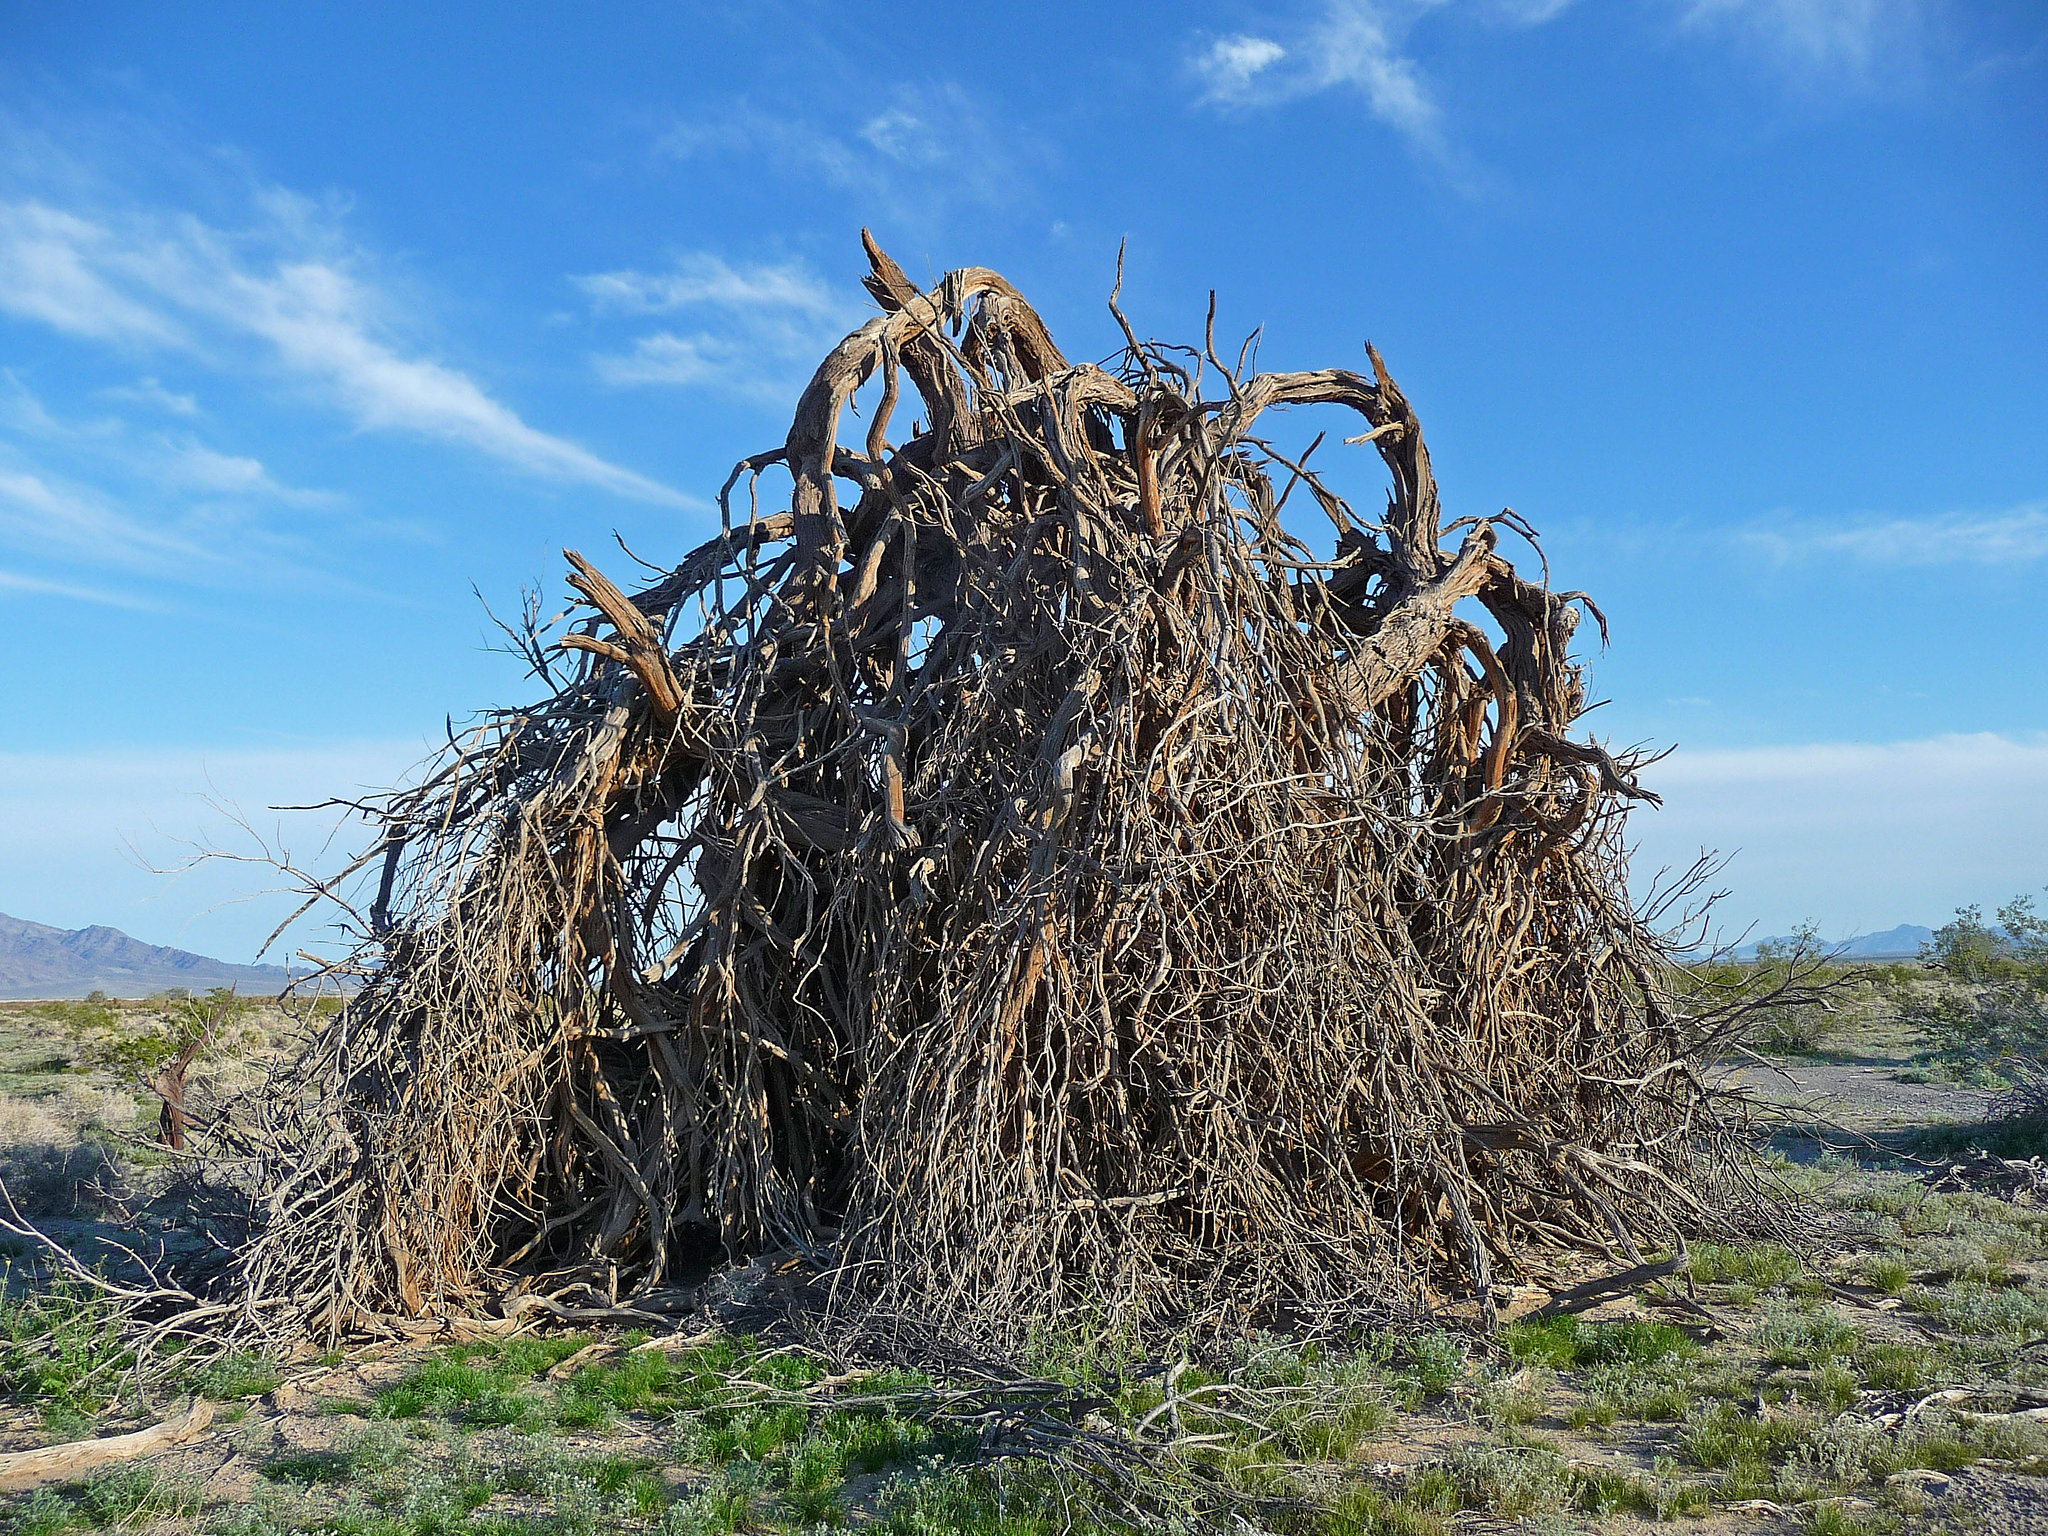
(1733, 924), (1935, 961)
(0, 912), (298, 1001)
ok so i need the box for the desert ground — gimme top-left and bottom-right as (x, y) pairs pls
(1, 970), (2046, 1536)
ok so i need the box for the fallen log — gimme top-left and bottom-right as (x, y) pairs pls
(0, 1399), (214, 1493)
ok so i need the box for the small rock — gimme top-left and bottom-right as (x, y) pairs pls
(1888, 1467), (1952, 1491)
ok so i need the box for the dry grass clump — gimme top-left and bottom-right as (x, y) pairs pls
(202, 234), (1748, 1346)
(0, 1090), (130, 1219)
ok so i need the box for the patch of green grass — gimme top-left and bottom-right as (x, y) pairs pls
(197, 1350), (282, 1400)
(1673, 1389), (2048, 1513)
(555, 1350), (687, 1427)
(1775, 1419), (1925, 1501)
(372, 1343), (598, 1441)
(18, 999), (120, 1036)
(870, 1460), (1125, 1536)
(1401, 1331), (1466, 1397)
(1802, 1499), (1888, 1536)
(5, 1489), (81, 1536)
(262, 1425), (410, 1486)
(1859, 1256), (1911, 1296)
(1918, 1114), (2048, 1161)
(1505, 1314), (1701, 1427)
(569, 1454), (666, 1518)
(372, 1358), (545, 1429)
(1475, 1367), (1547, 1429)
(240, 1433), (680, 1536)
(1500, 1315), (1580, 1369)
(1691, 1241), (1802, 1288)
(1906, 1279), (2048, 1339)
(1867, 1261), (1908, 1302)
(1020, 1315), (1143, 1393)
(363, 1334), (607, 1430)
(1406, 1444), (1576, 1521)
(559, 1335), (815, 1430)
(73, 1463), (203, 1526)
(1403, 1441), (1705, 1524)
(1856, 1342), (1935, 1391)
(830, 1398), (952, 1476)
(666, 1460), (778, 1535)
(1319, 1484), (1453, 1536)
(780, 1436), (847, 1526)
(1502, 1314), (1695, 1371)
(1679, 1401), (1819, 1471)
(683, 1400), (812, 1465)
(1755, 1300), (1862, 1366)
(1797, 1360), (1861, 1415)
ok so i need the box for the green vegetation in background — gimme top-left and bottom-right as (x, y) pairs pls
(1672, 926), (1919, 1058)
(1904, 890), (2048, 1102)
(89, 988), (256, 1080)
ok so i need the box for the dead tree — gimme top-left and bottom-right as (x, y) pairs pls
(216, 234), (1749, 1345)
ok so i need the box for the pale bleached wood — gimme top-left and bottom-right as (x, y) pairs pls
(0, 1399), (214, 1493)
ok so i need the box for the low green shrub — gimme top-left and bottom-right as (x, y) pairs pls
(0, 1270), (130, 1427)
(1754, 1301), (1860, 1366)
(1500, 1314), (1694, 1370)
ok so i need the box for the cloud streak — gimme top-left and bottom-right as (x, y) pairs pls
(158, 439), (338, 507)
(577, 253), (860, 401)
(656, 82), (1036, 229)
(0, 370), (361, 591)
(1676, 0), (1926, 76)
(1742, 502), (2048, 565)
(0, 567), (158, 609)
(1188, 0), (1926, 166)
(1191, 2), (1458, 162)
(576, 254), (838, 319)
(0, 459), (211, 573)
(0, 188), (688, 507)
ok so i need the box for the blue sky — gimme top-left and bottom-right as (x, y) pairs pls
(0, 0), (2042, 962)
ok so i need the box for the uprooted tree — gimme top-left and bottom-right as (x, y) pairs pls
(214, 233), (1751, 1347)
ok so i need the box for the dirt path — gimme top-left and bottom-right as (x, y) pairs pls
(1721, 1057), (1996, 1133)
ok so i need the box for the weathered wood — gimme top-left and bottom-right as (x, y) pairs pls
(0, 1400), (214, 1493)
(196, 232), (1742, 1349)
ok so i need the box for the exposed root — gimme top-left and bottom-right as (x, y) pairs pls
(189, 233), (1759, 1347)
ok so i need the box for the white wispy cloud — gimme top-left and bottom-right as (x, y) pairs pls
(592, 333), (735, 390)
(1188, 0), (1919, 163)
(1676, 0), (1925, 76)
(575, 254), (838, 319)
(656, 82), (1034, 227)
(1742, 502), (2048, 565)
(1194, 36), (1290, 97)
(159, 439), (338, 507)
(1188, 1), (1488, 167)
(0, 567), (159, 609)
(0, 371), (349, 589)
(99, 377), (198, 416)
(0, 460), (210, 573)
(0, 201), (188, 346)
(0, 184), (689, 507)
(1630, 731), (2048, 940)
(577, 253), (858, 400)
